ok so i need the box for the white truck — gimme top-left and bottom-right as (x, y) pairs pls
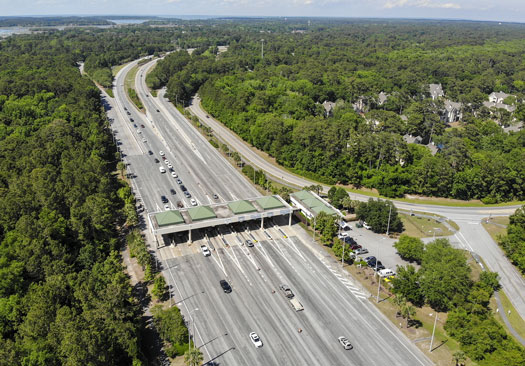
(290, 297), (304, 312)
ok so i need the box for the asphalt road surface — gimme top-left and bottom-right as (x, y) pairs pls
(157, 221), (433, 366)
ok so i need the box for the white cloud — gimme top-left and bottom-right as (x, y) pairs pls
(384, 0), (460, 9)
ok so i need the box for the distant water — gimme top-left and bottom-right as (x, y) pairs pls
(108, 19), (149, 24)
(0, 27), (30, 37)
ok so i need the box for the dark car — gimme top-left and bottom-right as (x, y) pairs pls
(170, 189), (176, 195)
(156, 109), (160, 112)
(212, 194), (219, 200)
(130, 118), (134, 122)
(184, 191), (191, 198)
(220, 280), (232, 293)
(133, 124), (137, 128)
(161, 195), (168, 204)
(141, 124), (145, 128)
(148, 150), (153, 155)
(177, 201), (184, 208)
(350, 243), (362, 250)
(180, 184), (187, 191)
(154, 158), (160, 163)
(364, 256), (376, 264)
(343, 236), (357, 245)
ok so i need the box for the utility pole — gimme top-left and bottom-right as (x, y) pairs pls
(386, 204), (392, 236)
(429, 312), (438, 352)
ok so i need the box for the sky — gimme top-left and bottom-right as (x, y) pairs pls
(1, 0), (524, 23)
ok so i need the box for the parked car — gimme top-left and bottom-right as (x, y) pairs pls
(154, 158), (160, 163)
(349, 243), (362, 250)
(220, 280), (232, 293)
(342, 236), (357, 245)
(159, 151), (165, 156)
(170, 188), (176, 195)
(177, 201), (184, 208)
(156, 109), (160, 112)
(363, 221), (372, 230)
(364, 256), (376, 264)
(171, 171), (178, 178)
(201, 245), (211, 257)
(213, 194), (219, 200)
(167, 163), (173, 169)
(141, 124), (145, 128)
(164, 204), (170, 211)
(379, 269), (396, 277)
(249, 332), (263, 348)
(176, 179), (182, 185)
(161, 195), (168, 204)
(338, 232), (349, 239)
(338, 336), (353, 350)
(180, 184), (187, 191)
(148, 150), (153, 155)
(184, 191), (191, 198)
(245, 239), (254, 247)
(190, 198), (197, 206)
(354, 247), (369, 255)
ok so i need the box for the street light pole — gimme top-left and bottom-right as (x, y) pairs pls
(429, 312), (438, 352)
(341, 241), (345, 267)
(188, 308), (199, 354)
(386, 204), (392, 236)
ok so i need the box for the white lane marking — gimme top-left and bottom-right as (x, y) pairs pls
(318, 256), (368, 300)
(455, 231), (475, 252)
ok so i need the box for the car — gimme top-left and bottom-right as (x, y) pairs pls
(249, 332), (263, 348)
(245, 239), (254, 247)
(212, 194), (219, 200)
(136, 129), (141, 134)
(180, 185), (187, 192)
(177, 201), (184, 208)
(130, 118), (134, 122)
(338, 336), (353, 350)
(349, 243), (361, 250)
(201, 245), (211, 257)
(159, 166), (166, 173)
(127, 111), (131, 115)
(378, 269), (396, 277)
(141, 124), (145, 128)
(161, 195), (168, 204)
(342, 236), (357, 245)
(170, 188), (176, 195)
(148, 150), (153, 155)
(164, 204), (170, 211)
(167, 163), (173, 169)
(171, 171), (178, 178)
(159, 151), (165, 156)
(279, 284), (294, 298)
(206, 114), (210, 118)
(190, 198), (197, 206)
(364, 256), (376, 264)
(154, 158), (160, 163)
(176, 179), (182, 185)
(363, 221), (372, 230)
(184, 191), (191, 198)
(124, 107), (127, 111)
(383, 275), (395, 283)
(354, 247), (369, 255)
(133, 124), (137, 128)
(142, 138), (147, 143)
(156, 109), (160, 112)
(220, 279), (232, 293)
(338, 232), (349, 239)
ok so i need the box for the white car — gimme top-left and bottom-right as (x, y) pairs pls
(249, 332), (263, 348)
(164, 159), (170, 165)
(190, 198), (197, 206)
(378, 268), (396, 277)
(363, 222), (372, 230)
(167, 163), (173, 169)
(201, 245), (210, 257)
(338, 336), (353, 350)
(164, 204), (170, 211)
(337, 232), (349, 239)
(137, 129), (141, 134)
(159, 151), (165, 156)
(171, 171), (178, 178)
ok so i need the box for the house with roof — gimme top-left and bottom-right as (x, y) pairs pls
(429, 84), (444, 100)
(483, 101), (516, 113)
(444, 100), (463, 123)
(290, 190), (343, 219)
(322, 100), (336, 117)
(378, 92), (389, 106)
(489, 91), (511, 104)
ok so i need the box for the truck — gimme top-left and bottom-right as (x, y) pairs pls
(279, 284), (294, 298)
(290, 298), (304, 312)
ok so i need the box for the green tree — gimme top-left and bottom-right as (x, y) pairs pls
(356, 198), (403, 233)
(184, 348), (203, 366)
(152, 275), (168, 301)
(394, 235), (424, 263)
(400, 302), (416, 328)
(453, 350), (466, 366)
(391, 265), (424, 306)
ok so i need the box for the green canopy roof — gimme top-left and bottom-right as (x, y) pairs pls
(293, 190), (315, 201)
(228, 200), (257, 215)
(256, 196), (285, 210)
(188, 206), (217, 222)
(312, 205), (338, 216)
(155, 211), (185, 227)
(302, 197), (323, 209)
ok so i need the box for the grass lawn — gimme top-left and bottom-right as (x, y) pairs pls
(400, 214), (455, 238)
(112, 62), (128, 77)
(481, 217), (509, 242)
(493, 290), (525, 343)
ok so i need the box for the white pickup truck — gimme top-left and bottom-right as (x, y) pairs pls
(290, 297), (304, 312)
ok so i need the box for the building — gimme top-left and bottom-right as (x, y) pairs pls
(483, 101), (516, 113)
(429, 84), (444, 100)
(378, 92), (389, 106)
(322, 100), (336, 117)
(290, 190), (343, 220)
(444, 100), (463, 123)
(489, 91), (511, 104)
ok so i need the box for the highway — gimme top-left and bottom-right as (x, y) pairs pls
(103, 57), (434, 366)
(186, 92), (525, 322)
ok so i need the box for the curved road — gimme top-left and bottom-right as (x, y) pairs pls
(131, 57), (525, 322)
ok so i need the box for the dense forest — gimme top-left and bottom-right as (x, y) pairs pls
(0, 32), (144, 364)
(148, 20), (525, 202)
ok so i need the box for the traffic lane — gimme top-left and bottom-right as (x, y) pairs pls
(255, 238), (384, 366)
(180, 248), (288, 365)
(222, 244), (336, 366)
(455, 220), (525, 320)
(247, 240), (365, 366)
(276, 235), (431, 366)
